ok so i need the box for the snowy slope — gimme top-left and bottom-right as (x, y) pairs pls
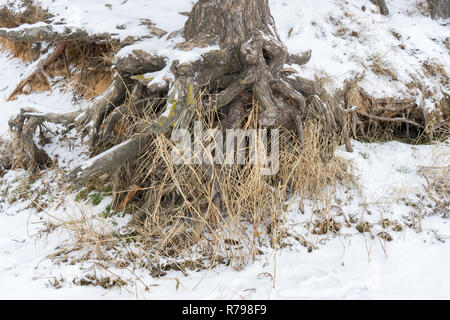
(1, 0), (194, 41)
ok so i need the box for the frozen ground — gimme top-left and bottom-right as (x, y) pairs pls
(0, 0), (449, 299)
(0, 140), (449, 299)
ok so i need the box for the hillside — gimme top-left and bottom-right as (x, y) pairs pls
(0, 0), (449, 299)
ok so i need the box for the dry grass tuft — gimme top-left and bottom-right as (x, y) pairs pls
(422, 60), (449, 83)
(0, 135), (35, 174)
(0, 38), (41, 61)
(53, 41), (120, 99)
(0, 1), (51, 61)
(55, 91), (354, 272)
(420, 163), (450, 200)
(0, 138), (14, 176)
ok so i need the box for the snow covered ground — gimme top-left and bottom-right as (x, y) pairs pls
(0, 0), (449, 299)
(0, 139), (449, 299)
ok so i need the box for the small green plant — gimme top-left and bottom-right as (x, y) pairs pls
(89, 192), (103, 206)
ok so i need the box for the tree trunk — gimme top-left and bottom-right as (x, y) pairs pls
(184, 0), (279, 49)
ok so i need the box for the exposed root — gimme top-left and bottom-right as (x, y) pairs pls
(8, 108), (52, 169)
(7, 107), (85, 169)
(6, 0), (351, 195)
(67, 136), (149, 185)
(6, 0), (447, 268)
(0, 23), (124, 44)
(84, 78), (127, 149)
(21, 108), (82, 124)
(7, 42), (66, 100)
(343, 78), (449, 140)
(371, 0), (390, 15)
(288, 49), (312, 66)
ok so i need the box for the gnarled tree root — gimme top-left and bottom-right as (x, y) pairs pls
(7, 41), (66, 101)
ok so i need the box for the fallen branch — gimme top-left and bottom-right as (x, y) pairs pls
(20, 108), (82, 124)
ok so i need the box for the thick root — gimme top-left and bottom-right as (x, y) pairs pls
(8, 108), (52, 168)
(8, 107), (85, 169)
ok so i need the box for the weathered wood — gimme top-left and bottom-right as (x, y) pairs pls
(289, 50), (312, 66)
(355, 110), (425, 129)
(114, 50), (166, 75)
(281, 74), (322, 98)
(8, 108), (52, 169)
(67, 136), (147, 184)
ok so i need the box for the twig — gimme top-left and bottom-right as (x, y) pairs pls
(356, 110), (424, 129)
